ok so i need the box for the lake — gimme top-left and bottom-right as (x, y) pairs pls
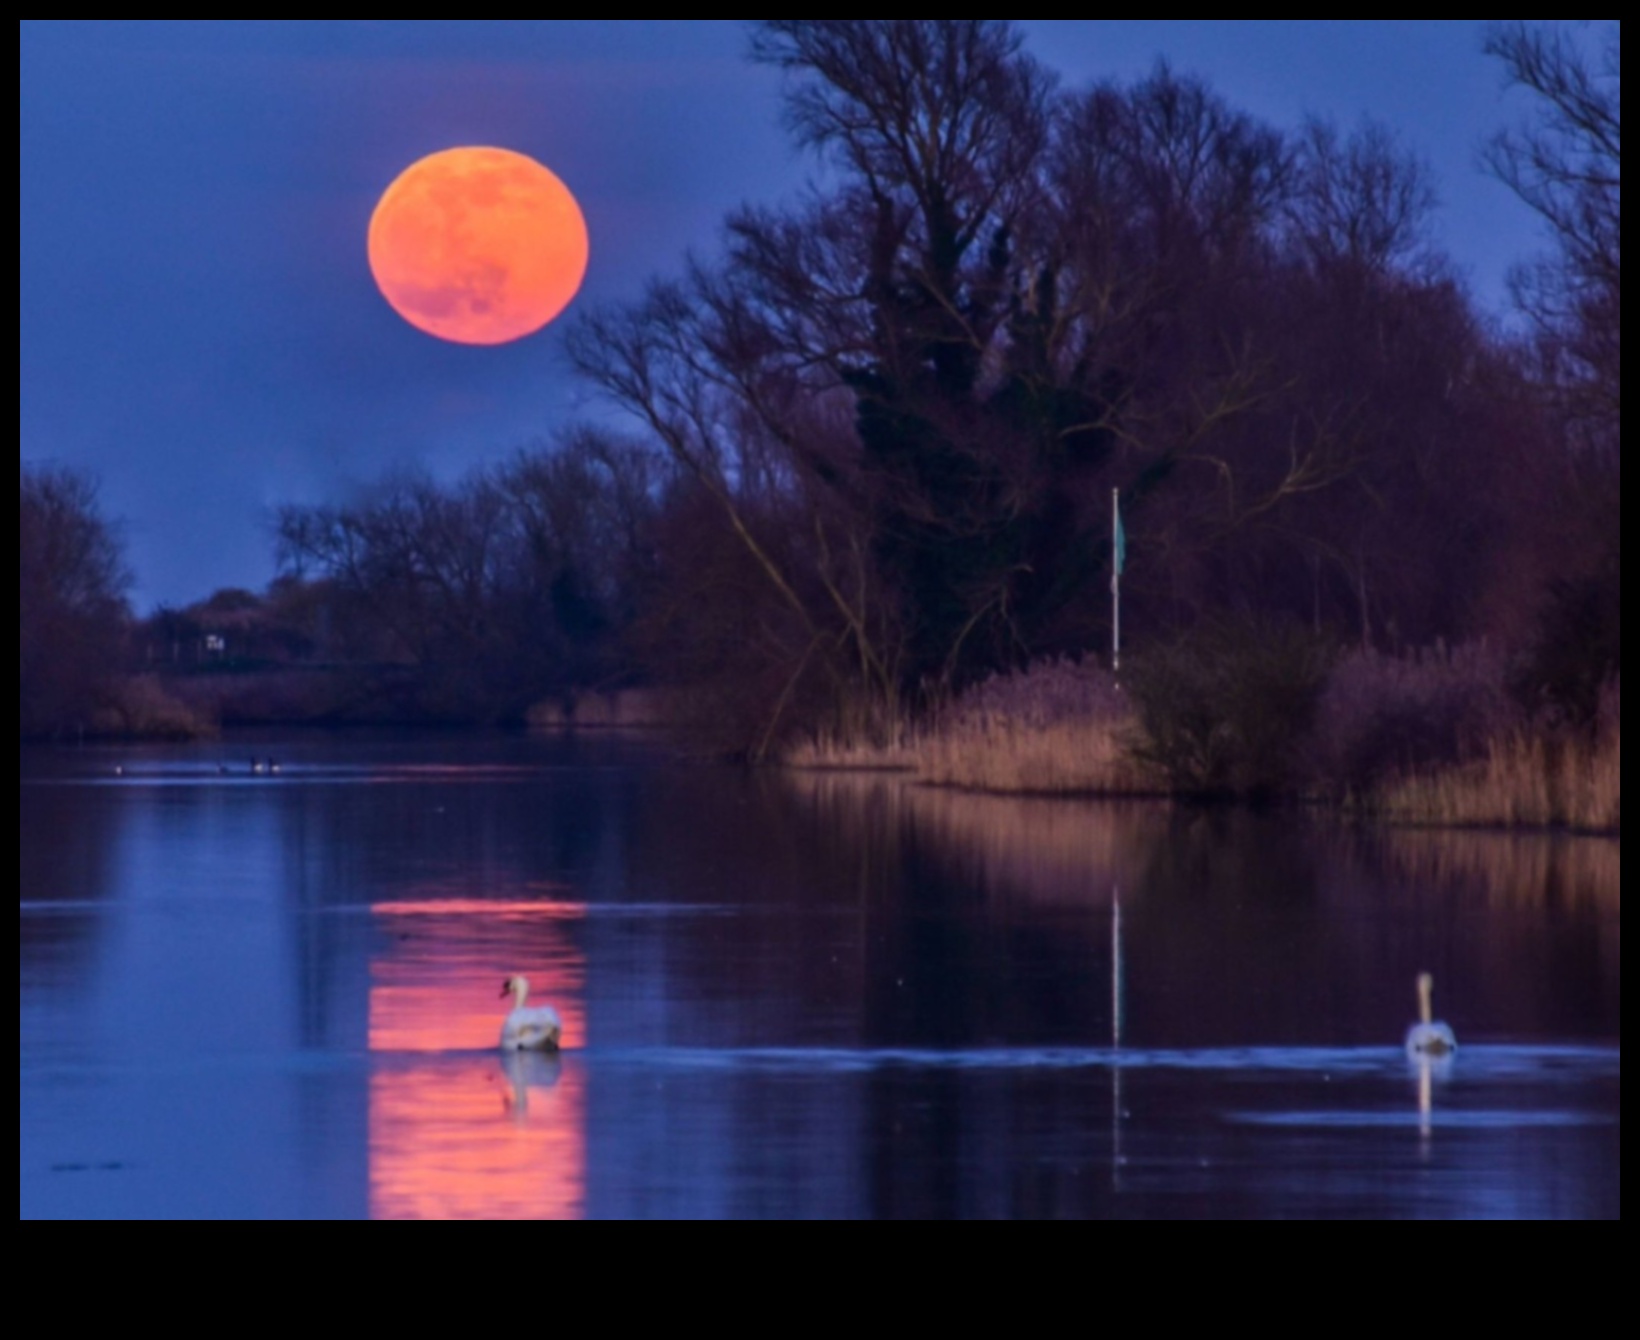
(19, 734), (1621, 1220)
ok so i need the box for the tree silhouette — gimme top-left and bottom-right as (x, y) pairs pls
(1486, 21), (1621, 446)
(20, 465), (130, 736)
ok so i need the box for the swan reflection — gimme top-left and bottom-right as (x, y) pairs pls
(1413, 1053), (1456, 1150)
(501, 1050), (564, 1122)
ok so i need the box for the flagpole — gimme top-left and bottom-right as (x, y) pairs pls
(1112, 488), (1123, 677)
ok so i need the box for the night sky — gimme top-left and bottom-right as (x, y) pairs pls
(20, 21), (1548, 609)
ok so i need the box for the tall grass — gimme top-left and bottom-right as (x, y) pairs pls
(88, 675), (218, 741)
(912, 714), (1155, 794)
(787, 653), (1620, 834)
(1370, 727), (1619, 834)
(788, 658), (1160, 795)
(785, 727), (917, 772)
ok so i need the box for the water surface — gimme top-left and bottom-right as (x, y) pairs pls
(19, 736), (1620, 1219)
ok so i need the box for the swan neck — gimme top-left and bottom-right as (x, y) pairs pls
(1418, 976), (1434, 1026)
(512, 979), (530, 1009)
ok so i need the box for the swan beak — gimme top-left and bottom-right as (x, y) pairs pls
(500, 982), (512, 999)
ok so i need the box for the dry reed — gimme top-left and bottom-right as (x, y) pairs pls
(89, 675), (218, 741)
(784, 728), (918, 772)
(786, 658), (1159, 794)
(1372, 727), (1620, 834)
(911, 713), (1157, 794)
(787, 656), (1619, 834)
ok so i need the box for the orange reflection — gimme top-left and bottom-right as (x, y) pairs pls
(368, 900), (586, 1221)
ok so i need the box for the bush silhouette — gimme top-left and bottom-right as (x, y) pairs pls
(1127, 618), (1331, 798)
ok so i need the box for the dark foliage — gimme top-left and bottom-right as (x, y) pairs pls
(273, 434), (658, 724)
(1308, 645), (1515, 794)
(235, 22), (1618, 766)
(20, 465), (131, 737)
(1516, 541), (1621, 727)
(569, 22), (1537, 757)
(1126, 617), (1332, 798)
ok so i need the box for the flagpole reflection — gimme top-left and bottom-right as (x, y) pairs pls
(1112, 885), (1125, 1190)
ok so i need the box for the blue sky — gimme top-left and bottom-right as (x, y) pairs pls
(19, 21), (1557, 608)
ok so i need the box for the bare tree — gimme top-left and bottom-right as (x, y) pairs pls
(1289, 120), (1437, 277)
(1486, 21), (1621, 442)
(566, 22), (1548, 747)
(274, 434), (661, 722)
(575, 20), (1077, 723)
(20, 465), (131, 736)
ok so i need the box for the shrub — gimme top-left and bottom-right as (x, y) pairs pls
(1308, 643), (1517, 794)
(940, 657), (1131, 731)
(1126, 618), (1331, 798)
(1514, 544), (1620, 726)
(88, 676), (217, 741)
(915, 658), (1152, 793)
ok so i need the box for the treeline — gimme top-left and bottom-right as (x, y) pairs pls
(21, 22), (1619, 754)
(20, 466), (130, 738)
(273, 433), (659, 721)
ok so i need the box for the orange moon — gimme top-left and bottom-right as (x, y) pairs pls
(368, 147), (590, 346)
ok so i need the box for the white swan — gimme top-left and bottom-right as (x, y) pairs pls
(1405, 973), (1458, 1057)
(499, 976), (563, 1053)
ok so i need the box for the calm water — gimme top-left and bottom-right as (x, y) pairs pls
(19, 735), (1621, 1220)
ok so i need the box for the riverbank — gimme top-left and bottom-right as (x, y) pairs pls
(54, 655), (1620, 838)
(786, 655), (1621, 837)
(62, 675), (220, 743)
(27, 667), (469, 745)
(1364, 730), (1620, 833)
(28, 668), (697, 745)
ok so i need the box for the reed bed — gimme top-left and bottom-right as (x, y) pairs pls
(89, 674), (218, 741)
(786, 654), (1619, 835)
(911, 713), (1156, 795)
(787, 658), (1158, 794)
(785, 730), (917, 772)
(1371, 728), (1620, 834)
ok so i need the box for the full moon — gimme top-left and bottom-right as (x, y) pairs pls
(368, 147), (590, 346)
